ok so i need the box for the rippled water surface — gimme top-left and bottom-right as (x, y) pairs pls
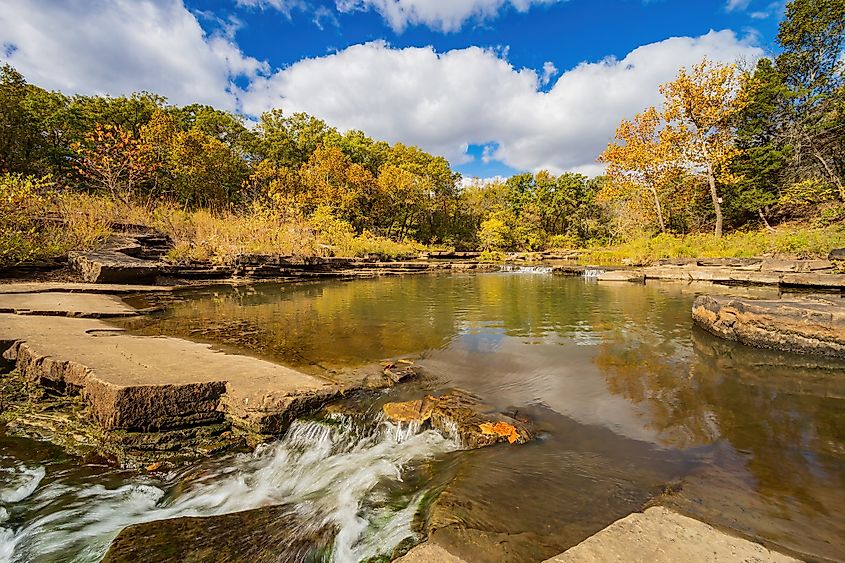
(3, 273), (845, 562)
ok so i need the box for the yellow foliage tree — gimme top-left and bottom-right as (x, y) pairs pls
(660, 58), (748, 237)
(599, 107), (679, 233)
(298, 145), (376, 225)
(72, 123), (156, 203)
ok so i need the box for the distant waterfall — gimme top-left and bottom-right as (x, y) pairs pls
(499, 265), (553, 274)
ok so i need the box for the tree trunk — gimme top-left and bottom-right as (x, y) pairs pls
(758, 208), (774, 232)
(811, 146), (845, 201)
(648, 185), (666, 233)
(706, 164), (723, 238)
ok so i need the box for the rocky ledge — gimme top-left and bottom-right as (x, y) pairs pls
(692, 294), (845, 358)
(382, 389), (534, 449)
(0, 291), (408, 466)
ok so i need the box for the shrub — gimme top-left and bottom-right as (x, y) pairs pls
(0, 174), (57, 265)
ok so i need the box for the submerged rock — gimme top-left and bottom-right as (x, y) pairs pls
(102, 504), (335, 563)
(692, 294), (845, 358)
(382, 390), (533, 449)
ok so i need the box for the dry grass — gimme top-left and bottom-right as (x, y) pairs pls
(39, 193), (423, 264)
(583, 224), (845, 265)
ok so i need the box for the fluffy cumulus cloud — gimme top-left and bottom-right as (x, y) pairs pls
(0, 0), (267, 111)
(0, 0), (764, 175)
(242, 30), (763, 175)
(335, 0), (562, 33)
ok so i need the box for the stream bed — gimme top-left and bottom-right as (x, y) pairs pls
(2, 273), (845, 562)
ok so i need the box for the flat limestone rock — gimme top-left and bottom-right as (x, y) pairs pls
(69, 250), (160, 284)
(0, 282), (173, 294)
(597, 270), (646, 283)
(642, 265), (845, 289)
(0, 292), (138, 318)
(394, 542), (468, 563)
(543, 507), (799, 563)
(0, 314), (340, 432)
(692, 295), (845, 358)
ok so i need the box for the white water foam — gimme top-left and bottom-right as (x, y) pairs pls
(582, 268), (606, 278)
(0, 465), (45, 504)
(1, 418), (459, 563)
(499, 265), (553, 274)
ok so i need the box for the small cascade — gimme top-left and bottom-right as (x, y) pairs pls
(582, 268), (606, 278)
(1, 417), (460, 563)
(499, 265), (553, 274)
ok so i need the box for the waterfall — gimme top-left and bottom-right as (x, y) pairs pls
(0, 417), (459, 563)
(499, 265), (553, 274)
(582, 268), (606, 278)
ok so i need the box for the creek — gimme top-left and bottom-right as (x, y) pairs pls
(2, 273), (844, 562)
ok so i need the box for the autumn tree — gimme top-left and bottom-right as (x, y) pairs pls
(72, 123), (156, 202)
(600, 107), (680, 233)
(660, 58), (748, 237)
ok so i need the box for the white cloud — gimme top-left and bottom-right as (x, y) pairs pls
(0, 0), (267, 112)
(725, 0), (752, 11)
(334, 0), (562, 33)
(236, 0), (307, 18)
(241, 30), (763, 175)
(540, 61), (558, 85)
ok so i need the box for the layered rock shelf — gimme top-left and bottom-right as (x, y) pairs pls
(692, 294), (845, 358)
(0, 291), (404, 465)
(559, 257), (845, 289)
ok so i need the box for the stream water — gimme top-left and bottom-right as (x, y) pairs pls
(2, 273), (845, 562)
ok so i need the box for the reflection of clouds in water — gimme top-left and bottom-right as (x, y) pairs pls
(454, 325), (506, 353)
(422, 336), (663, 445)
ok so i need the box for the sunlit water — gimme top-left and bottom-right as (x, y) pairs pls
(3, 273), (845, 561)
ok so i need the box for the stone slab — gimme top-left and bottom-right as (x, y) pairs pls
(597, 270), (646, 283)
(0, 282), (173, 294)
(0, 314), (340, 432)
(544, 507), (799, 563)
(692, 295), (845, 358)
(394, 543), (468, 563)
(0, 292), (138, 318)
(69, 250), (160, 284)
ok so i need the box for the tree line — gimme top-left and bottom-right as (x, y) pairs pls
(0, 0), (841, 255)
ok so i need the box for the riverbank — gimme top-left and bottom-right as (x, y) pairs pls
(0, 289), (420, 467)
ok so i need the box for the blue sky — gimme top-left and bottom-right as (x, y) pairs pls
(0, 0), (785, 178)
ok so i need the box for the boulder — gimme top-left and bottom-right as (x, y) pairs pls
(382, 389), (533, 449)
(69, 250), (160, 284)
(829, 248), (845, 261)
(692, 294), (845, 358)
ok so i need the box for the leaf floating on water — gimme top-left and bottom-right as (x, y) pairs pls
(478, 421), (521, 444)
